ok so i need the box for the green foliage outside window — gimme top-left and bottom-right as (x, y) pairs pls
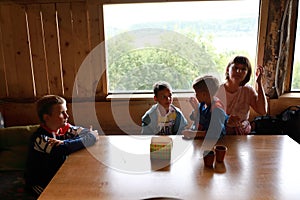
(106, 29), (249, 92)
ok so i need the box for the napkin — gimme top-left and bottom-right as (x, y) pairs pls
(150, 136), (173, 160)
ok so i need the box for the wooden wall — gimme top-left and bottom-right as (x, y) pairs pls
(0, 0), (106, 100)
(0, 0), (299, 134)
(0, 98), (195, 134)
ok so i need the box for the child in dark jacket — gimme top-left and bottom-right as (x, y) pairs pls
(183, 75), (227, 139)
(24, 95), (99, 197)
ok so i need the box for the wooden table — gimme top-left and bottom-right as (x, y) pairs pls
(38, 135), (300, 200)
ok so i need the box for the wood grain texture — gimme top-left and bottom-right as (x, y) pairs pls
(71, 1), (91, 97)
(57, 2), (77, 97)
(26, 4), (49, 97)
(41, 3), (64, 95)
(0, 4), (34, 98)
(39, 135), (300, 200)
(0, 11), (8, 98)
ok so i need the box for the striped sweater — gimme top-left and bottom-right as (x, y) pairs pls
(24, 123), (97, 193)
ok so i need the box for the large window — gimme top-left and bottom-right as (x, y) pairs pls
(103, 0), (259, 93)
(292, 2), (300, 91)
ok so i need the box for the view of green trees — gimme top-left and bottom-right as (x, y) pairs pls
(105, 18), (257, 92)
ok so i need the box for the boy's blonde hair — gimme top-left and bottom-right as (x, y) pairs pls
(37, 95), (66, 123)
(192, 75), (220, 97)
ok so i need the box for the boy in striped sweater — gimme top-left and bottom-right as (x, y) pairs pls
(24, 95), (99, 197)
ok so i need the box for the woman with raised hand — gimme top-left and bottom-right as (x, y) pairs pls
(215, 56), (267, 135)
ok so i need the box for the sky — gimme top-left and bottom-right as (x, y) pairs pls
(103, 0), (260, 55)
(103, 0), (259, 28)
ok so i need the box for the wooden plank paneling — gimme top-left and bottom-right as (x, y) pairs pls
(0, 5), (17, 98)
(1, 0), (84, 4)
(87, 0), (107, 98)
(11, 5), (34, 98)
(57, 2), (77, 98)
(0, 4), (34, 99)
(41, 3), (64, 95)
(71, 1), (92, 97)
(0, 1), (109, 100)
(87, 0), (101, 50)
(26, 4), (49, 97)
(0, 17), (8, 98)
(1, 102), (39, 126)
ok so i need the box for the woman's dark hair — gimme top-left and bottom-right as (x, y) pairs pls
(226, 56), (252, 86)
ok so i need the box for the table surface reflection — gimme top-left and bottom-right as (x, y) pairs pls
(38, 135), (300, 200)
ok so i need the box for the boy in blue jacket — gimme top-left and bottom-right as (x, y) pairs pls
(142, 81), (187, 135)
(24, 95), (99, 197)
(183, 75), (227, 139)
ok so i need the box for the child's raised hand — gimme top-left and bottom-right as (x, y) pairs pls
(189, 96), (199, 110)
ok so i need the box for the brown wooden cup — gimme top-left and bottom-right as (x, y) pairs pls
(214, 145), (227, 162)
(203, 150), (215, 168)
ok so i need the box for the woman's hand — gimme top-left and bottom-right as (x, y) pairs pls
(254, 65), (268, 115)
(255, 65), (264, 84)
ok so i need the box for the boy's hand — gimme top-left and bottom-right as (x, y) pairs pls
(189, 97), (199, 110)
(89, 125), (99, 141)
(48, 138), (64, 146)
(182, 129), (206, 139)
(182, 129), (196, 139)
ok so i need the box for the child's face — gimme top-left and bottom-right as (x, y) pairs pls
(194, 88), (207, 103)
(154, 88), (173, 110)
(44, 103), (69, 130)
(227, 63), (248, 84)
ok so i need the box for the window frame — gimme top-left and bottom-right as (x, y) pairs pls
(102, 0), (265, 98)
(101, 0), (300, 99)
(289, 0), (299, 92)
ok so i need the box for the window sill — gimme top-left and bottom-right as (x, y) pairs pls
(279, 92), (300, 99)
(107, 92), (300, 101)
(106, 93), (193, 101)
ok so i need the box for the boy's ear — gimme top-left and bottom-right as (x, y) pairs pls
(154, 96), (158, 102)
(43, 113), (50, 122)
